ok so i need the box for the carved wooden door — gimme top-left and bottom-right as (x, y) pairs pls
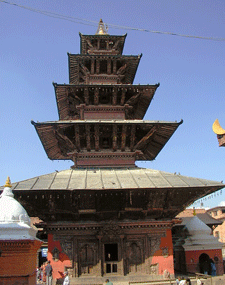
(79, 244), (94, 275)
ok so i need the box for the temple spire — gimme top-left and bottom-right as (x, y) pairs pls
(96, 19), (108, 35)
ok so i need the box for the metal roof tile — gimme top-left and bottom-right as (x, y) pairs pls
(32, 173), (56, 190)
(13, 178), (38, 190)
(101, 169), (121, 189)
(4, 168), (224, 192)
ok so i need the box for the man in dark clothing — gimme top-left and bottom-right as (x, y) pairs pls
(45, 261), (53, 285)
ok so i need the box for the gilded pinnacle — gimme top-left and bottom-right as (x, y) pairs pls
(4, 176), (12, 188)
(96, 19), (108, 35)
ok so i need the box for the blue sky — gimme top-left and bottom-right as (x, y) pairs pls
(1, 0), (225, 209)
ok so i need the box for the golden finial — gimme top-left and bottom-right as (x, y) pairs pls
(212, 119), (225, 135)
(193, 207), (196, 216)
(4, 176), (12, 188)
(96, 19), (108, 35)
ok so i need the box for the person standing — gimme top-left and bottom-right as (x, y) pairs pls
(210, 260), (216, 276)
(42, 262), (47, 283)
(45, 261), (53, 285)
(63, 271), (70, 285)
(186, 277), (192, 285)
(105, 279), (113, 285)
(179, 276), (187, 285)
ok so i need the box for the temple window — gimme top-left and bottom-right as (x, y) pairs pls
(99, 60), (107, 74)
(102, 137), (111, 149)
(52, 247), (60, 261)
(104, 243), (118, 273)
(100, 39), (107, 49)
(99, 89), (111, 104)
(105, 244), (118, 261)
(91, 39), (98, 49)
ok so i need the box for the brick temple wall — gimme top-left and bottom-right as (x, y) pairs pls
(46, 222), (175, 282)
(0, 239), (42, 285)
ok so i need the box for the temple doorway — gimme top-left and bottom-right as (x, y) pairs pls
(104, 243), (118, 273)
(199, 253), (211, 275)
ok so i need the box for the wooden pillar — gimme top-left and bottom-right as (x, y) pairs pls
(94, 125), (99, 151)
(75, 125), (80, 152)
(74, 238), (79, 277)
(120, 89), (126, 105)
(130, 125), (136, 151)
(97, 236), (103, 276)
(107, 59), (111, 75)
(84, 87), (89, 105)
(112, 88), (117, 105)
(91, 59), (95, 75)
(79, 104), (85, 120)
(120, 235), (125, 276)
(121, 125), (127, 151)
(112, 125), (117, 151)
(85, 125), (91, 151)
(96, 59), (100, 74)
(124, 104), (131, 119)
(147, 234), (153, 274)
(94, 88), (99, 105)
(113, 60), (117, 74)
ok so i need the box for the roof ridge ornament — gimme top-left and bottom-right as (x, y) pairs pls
(96, 19), (108, 35)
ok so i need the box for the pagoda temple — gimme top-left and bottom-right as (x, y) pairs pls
(4, 20), (225, 283)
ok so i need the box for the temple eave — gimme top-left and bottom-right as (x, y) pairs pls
(53, 83), (160, 120)
(7, 183), (224, 223)
(31, 120), (182, 164)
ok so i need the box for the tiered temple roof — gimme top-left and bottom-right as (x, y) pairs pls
(32, 20), (182, 169)
(5, 168), (224, 222)
(53, 83), (160, 120)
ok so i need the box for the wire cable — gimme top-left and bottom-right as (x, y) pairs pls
(1, 0), (224, 42)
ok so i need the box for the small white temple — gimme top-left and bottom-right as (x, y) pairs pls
(183, 215), (223, 251)
(0, 177), (42, 285)
(183, 214), (223, 275)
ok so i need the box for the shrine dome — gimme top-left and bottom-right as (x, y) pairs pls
(0, 177), (38, 240)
